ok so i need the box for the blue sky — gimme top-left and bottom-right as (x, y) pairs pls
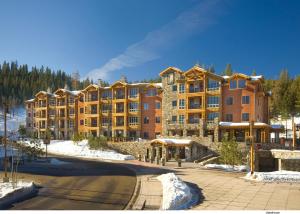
(0, 0), (299, 83)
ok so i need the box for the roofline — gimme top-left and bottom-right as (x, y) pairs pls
(159, 67), (183, 77)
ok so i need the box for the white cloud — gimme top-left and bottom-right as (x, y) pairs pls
(85, 0), (225, 81)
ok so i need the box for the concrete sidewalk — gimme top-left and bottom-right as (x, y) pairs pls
(126, 160), (300, 210)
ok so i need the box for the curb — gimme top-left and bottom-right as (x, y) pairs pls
(125, 176), (142, 210)
(0, 183), (38, 209)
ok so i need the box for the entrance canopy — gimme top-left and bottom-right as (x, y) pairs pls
(151, 138), (194, 147)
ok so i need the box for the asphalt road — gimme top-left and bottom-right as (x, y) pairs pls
(1, 156), (136, 210)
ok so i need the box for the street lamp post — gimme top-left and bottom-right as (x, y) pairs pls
(3, 103), (9, 182)
(249, 120), (255, 175)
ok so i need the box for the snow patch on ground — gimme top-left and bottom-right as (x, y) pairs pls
(244, 170), (300, 182)
(157, 173), (193, 210)
(205, 164), (249, 172)
(0, 181), (33, 199)
(18, 139), (134, 161)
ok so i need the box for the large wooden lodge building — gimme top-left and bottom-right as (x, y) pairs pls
(25, 65), (280, 144)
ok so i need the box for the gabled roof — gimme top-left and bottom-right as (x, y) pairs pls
(82, 84), (99, 91)
(184, 65), (224, 80)
(35, 91), (54, 97)
(54, 88), (82, 96)
(111, 81), (127, 87)
(159, 67), (183, 77)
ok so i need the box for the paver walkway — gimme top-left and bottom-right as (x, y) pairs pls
(128, 160), (300, 210)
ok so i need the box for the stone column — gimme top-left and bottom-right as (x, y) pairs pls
(214, 117), (219, 143)
(199, 119), (204, 137)
(278, 158), (282, 170)
(185, 146), (192, 161)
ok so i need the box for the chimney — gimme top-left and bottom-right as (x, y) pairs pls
(47, 87), (51, 93)
(120, 75), (127, 83)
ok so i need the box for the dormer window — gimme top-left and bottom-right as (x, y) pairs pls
(230, 80), (237, 89)
(238, 79), (246, 88)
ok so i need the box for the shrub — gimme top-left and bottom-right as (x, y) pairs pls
(219, 135), (242, 166)
(72, 132), (85, 145)
(88, 135), (108, 150)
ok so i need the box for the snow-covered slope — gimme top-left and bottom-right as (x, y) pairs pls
(19, 139), (135, 161)
(157, 173), (193, 210)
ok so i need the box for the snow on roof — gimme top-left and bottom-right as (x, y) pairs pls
(222, 75), (230, 79)
(25, 98), (35, 102)
(152, 138), (193, 145)
(154, 83), (163, 88)
(219, 122), (269, 127)
(250, 75), (263, 81)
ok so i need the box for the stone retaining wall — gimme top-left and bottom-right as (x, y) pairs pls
(107, 141), (151, 158)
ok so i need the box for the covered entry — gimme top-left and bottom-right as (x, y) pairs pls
(150, 138), (203, 162)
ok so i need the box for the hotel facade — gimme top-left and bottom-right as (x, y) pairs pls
(25, 65), (277, 143)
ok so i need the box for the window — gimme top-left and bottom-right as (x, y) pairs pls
(172, 85), (177, 92)
(102, 117), (112, 126)
(179, 115), (184, 124)
(102, 90), (112, 99)
(167, 73), (174, 84)
(68, 97), (74, 104)
(28, 113), (31, 117)
(129, 88), (138, 98)
(69, 108), (75, 115)
(207, 96), (219, 107)
(27, 104), (31, 108)
(69, 120), (74, 128)
(155, 102), (161, 109)
(226, 114), (233, 122)
(242, 113), (249, 121)
(226, 97), (233, 105)
(143, 132), (149, 139)
(129, 117), (139, 125)
(80, 108), (84, 113)
(208, 79), (220, 91)
(179, 84), (185, 93)
(102, 104), (112, 112)
(179, 99), (185, 109)
(242, 96), (250, 104)
(172, 100), (177, 108)
(49, 99), (56, 106)
(144, 117), (149, 124)
(143, 103), (149, 110)
(28, 123), (31, 127)
(80, 120), (84, 125)
(129, 102), (139, 112)
(147, 89), (157, 96)
(207, 112), (219, 121)
(230, 80), (237, 89)
(155, 117), (161, 123)
(171, 116), (177, 123)
(238, 79), (246, 88)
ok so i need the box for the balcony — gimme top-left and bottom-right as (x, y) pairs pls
(189, 87), (203, 93)
(57, 102), (65, 106)
(188, 118), (199, 124)
(86, 96), (98, 102)
(38, 103), (47, 108)
(116, 108), (124, 113)
(116, 120), (124, 126)
(116, 94), (125, 99)
(188, 103), (201, 109)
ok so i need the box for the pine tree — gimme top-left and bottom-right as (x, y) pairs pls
(223, 64), (233, 76)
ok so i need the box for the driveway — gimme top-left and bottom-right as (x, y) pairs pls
(1, 156), (136, 210)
